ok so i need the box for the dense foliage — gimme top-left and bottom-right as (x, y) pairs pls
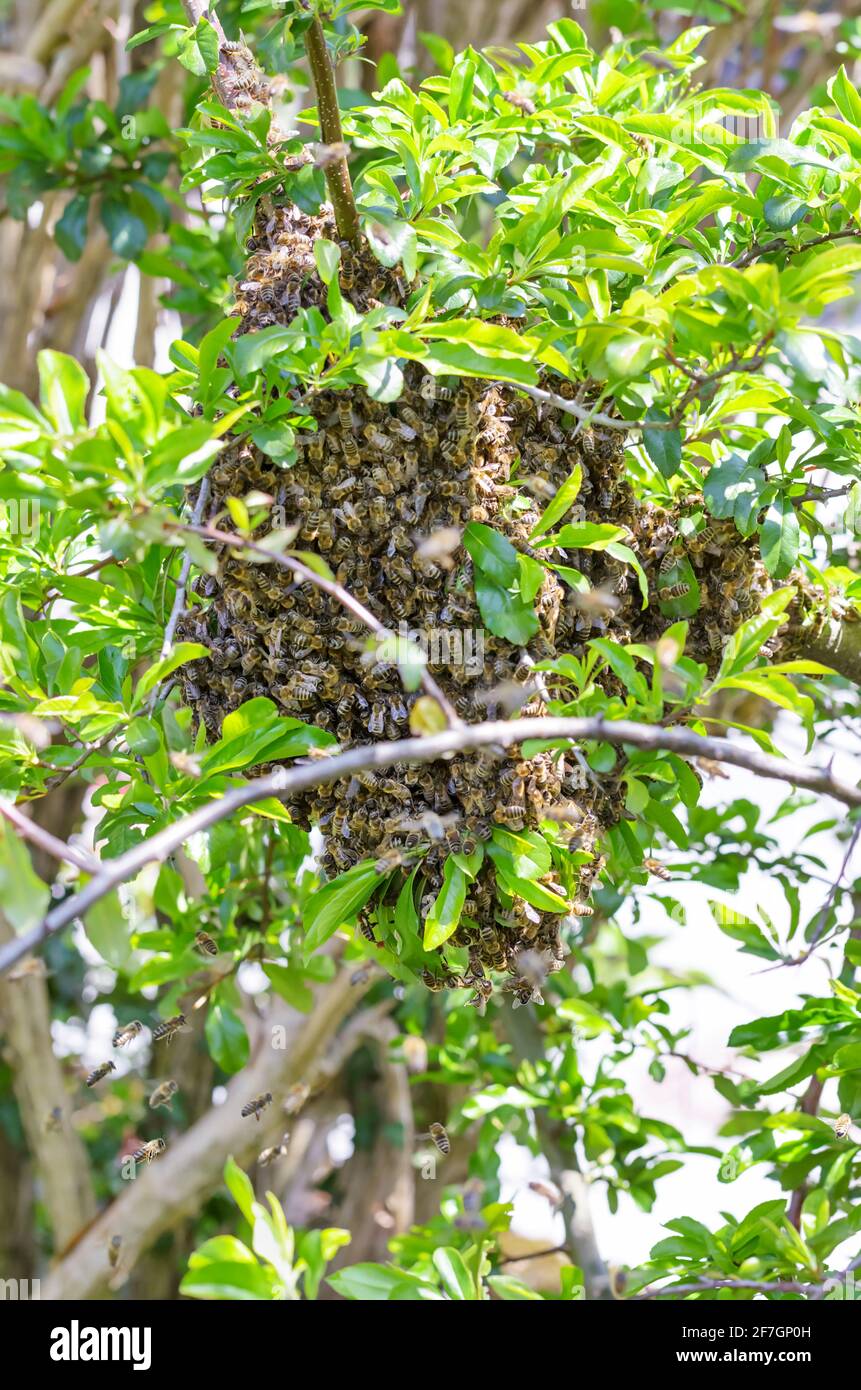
(2, 1), (861, 1302)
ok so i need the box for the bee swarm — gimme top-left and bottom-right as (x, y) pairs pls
(177, 204), (773, 998)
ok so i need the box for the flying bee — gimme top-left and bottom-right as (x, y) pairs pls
(241, 1092), (273, 1122)
(502, 86), (536, 113)
(45, 1106), (63, 1132)
(8, 956), (48, 981)
(284, 1082), (311, 1115)
(658, 581), (690, 601)
(108, 1234), (123, 1268)
(86, 1061), (116, 1088)
(836, 1113), (853, 1140)
(152, 1014), (188, 1045)
(149, 1080), (178, 1111)
(258, 1134), (290, 1167)
(131, 1138), (166, 1165)
(428, 1122), (450, 1155)
(643, 857), (672, 881)
(193, 930), (219, 957)
(112, 1020), (143, 1048)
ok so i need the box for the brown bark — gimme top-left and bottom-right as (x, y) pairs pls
(0, 909), (97, 1252)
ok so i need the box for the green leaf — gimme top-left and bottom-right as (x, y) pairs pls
(488, 827), (552, 880)
(37, 350), (89, 432)
(473, 571), (539, 643)
(829, 65), (861, 127)
(529, 465), (583, 540)
(55, 195), (90, 262)
(304, 860), (382, 957)
(314, 238), (341, 286)
(224, 1155), (256, 1225)
(423, 857), (468, 950)
(133, 643), (209, 710)
(759, 496), (800, 579)
(205, 1002), (250, 1074)
(180, 1261), (277, 1301)
(100, 199), (148, 261)
(432, 1246), (475, 1300)
(539, 522), (627, 551)
(494, 867), (569, 913)
(463, 522), (518, 585)
(84, 890), (131, 969)
(0, 817), (50, 932)
(177, 17), (220, 76)
(703, 454), (764, 536)
(642, 409), (682, 479)
(263, 964), (313, 1012)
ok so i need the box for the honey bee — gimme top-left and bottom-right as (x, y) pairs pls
(108, 1234), (123, 1268)
(112, 1020), (143, 1048)
(658, 550), (678, 576)
(502, 89), (536, 115)
(643, 857), (672, 881)
(152, 1014), (188, 1045)
(258, 1134), (291, 1166)
(658, 582), (690, 601)
(284, 1082), (311, 1115)
(496, 803), (526, 828)
(131, 1138), (166, 1165)
(401, 1034), (429, 1073)
(241, 1092), (273, 1122)
(86, 1061), (117, 1087)
(364, 425), (395, 454)
(835, 1113), (853, 1139)
(428, 1122), (450, 1155)
(149, 1080), (179, 1111)
(45, 1106), (63, 1132)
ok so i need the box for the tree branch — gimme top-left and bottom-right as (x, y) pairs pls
(4, 714), (861, 977)
(42, 961), (372, 1299)
(0, 909), (97, 1251)
(503, 1000), (610, 1299)
(303, 12), (360, 244)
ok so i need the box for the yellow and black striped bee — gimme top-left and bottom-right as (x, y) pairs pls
(194, 931), (218, 957)
(112, 1020), (143, 1048)
(835, 1113), (853, 1140)
(86, 1061), (117, 1088)
(428, 1122), (450, 1155)
(258, 1134), (290, 1167)
(148, 1080), (179, 1111)
(658, 581), (690, 601)
(152, 1014), (187, 1045)
(241, 1092), (273, 1121)
(643, 857), (672, 881)
(131, 1138), (165, 1165)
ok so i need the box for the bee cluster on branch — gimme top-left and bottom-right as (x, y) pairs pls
(177, 204), (775, 999)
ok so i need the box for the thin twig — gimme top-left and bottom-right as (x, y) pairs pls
(731, 226), (861, 271)
(3, 714), (861, 975)
(0, 801), (99, 874)
(182, 518), (464, 728)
